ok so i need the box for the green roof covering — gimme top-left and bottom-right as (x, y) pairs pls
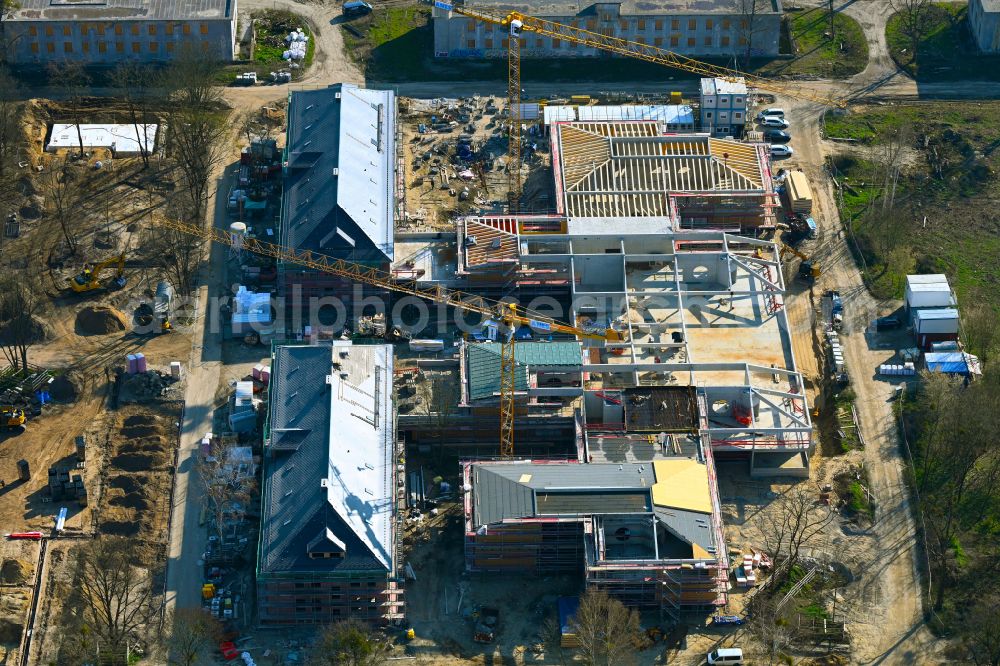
(467, 342), (582, 400)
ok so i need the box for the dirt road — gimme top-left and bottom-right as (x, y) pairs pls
(782, 95), (946, 663)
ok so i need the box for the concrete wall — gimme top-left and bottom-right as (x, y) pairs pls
(3, 13), (237, 64)
(969, 0), (1000, 52)
(433, 7), (781, 59)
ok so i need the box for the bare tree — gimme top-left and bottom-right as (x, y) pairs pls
(318, 620), (391, 666)
(889, 0), (932, 54)
(570, 589), (643, 666)
(746, 594), (792, 666)
(48, 60), (91, 159)
(0, 67), (21, 179)
(961, 303), (1000, 367)
(112, 62), (159, 169)
(737, 0), (767, 67)
(165, 608), (222, 666)
(162, 50), (229, 220)
(140, 222), (203, 297)
(0, 270), (44, 371)
(962, 594), (1000, 665)
(196, 440), (257, 547)
(41, 158), (88, 256)
(76, 537), (159, 653)
(753, 483), (834, 572)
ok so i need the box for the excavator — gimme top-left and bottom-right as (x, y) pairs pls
(66, 253), (126, 293)
(1, 406), (26, 432)
(779, 243), (820, 283)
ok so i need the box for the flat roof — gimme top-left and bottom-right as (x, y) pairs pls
(448, 0), (780, 17)
(542, 104), (696, 126)
(914, 308), (958, 320)
(259, 342), (395, 576)
(10, 0), (233, 21)
(700, 77), (749, 96)
(47, 123), (157, 154)
(906, 273), (950, 286)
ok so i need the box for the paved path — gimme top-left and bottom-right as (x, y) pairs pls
(163, 168), (230, 616)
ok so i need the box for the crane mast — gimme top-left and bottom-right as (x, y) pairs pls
(156, 218), (620, 458)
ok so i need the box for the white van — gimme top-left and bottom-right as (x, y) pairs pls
(757, 107), (785, 119)
(707, 647), (744, 665)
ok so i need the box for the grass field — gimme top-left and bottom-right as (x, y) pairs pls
(887, 3), (1000, 80)
(758, 7), (868, 77)
(344, 6), (866, 82)
(825, 102), (1000, 304)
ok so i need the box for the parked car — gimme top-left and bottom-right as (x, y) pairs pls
(759, 116), (790, 129)
(343, 0), (373, 16)
(875, 316), (902, 331)
(707, 647), (745, 665)
(764, 129), (791, 143)
(770, 144), (794, 158)
(757, 108), (785, 119)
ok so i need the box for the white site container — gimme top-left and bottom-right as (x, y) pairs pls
(913, 308), (959, 335)
(905, 274), (955, 310)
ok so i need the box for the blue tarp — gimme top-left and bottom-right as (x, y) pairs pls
(558, 596), (579, 637)
(925, 352), (969, 375)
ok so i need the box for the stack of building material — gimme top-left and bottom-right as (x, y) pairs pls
(785, 170), (813, 214)
(924, 352), (981, 377)
(228, 381), (256, 432)
(48, 465), (87, 505)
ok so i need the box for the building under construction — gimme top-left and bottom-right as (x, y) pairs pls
(463, 441), (729, 617)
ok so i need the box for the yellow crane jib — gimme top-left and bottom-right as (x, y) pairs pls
(156, 218), (623, 458)
(436, 2), (846, 109)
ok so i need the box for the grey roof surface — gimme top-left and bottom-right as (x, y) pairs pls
(472, 462), (656, 526)
(472, 462), (717, 556)
(537, 490), (651, 515)
(655, 507), (716, 554)
(282, 84), (395, 265)
(259, 342), (395, 577)
(449, 0), (779, 16)
(11, 0), (233, 21)
(467, 341), (582, 400)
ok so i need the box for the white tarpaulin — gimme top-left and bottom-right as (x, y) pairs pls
(46, 123), (158, 155)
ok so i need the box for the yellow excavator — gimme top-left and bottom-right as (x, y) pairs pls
(779, 243), (820, 282)
(67, 253), (126, 293)
(2, 406), (26, 432)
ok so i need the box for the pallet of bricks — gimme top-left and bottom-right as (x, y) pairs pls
(48, 435), (88, 506)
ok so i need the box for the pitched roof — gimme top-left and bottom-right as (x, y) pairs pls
(259, 342), (395, 577)
(554, 123), (767, 218)
(471, 461), (717, 555)
(467, 341), (582, 400)
(281, 84), (395, 265)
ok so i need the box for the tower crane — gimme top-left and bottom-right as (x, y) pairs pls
(156, 218), (623, 458)
(434, 2), (847, 205)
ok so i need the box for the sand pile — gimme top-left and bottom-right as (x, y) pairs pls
(48, 373), (79, 402)
(76, 305), (127, 335)
(0, 559), (28, 585)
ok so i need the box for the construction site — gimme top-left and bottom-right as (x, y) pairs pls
(0, 0), (975, 662)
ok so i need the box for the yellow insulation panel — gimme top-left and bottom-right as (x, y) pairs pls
(651, 459), (712, 514)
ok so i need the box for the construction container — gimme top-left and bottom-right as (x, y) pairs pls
(904, 274), (954, 310)
(75, 435), (86, 461)
(785, 170), (813, 214)
(913, 308), (959, 335)
(17, 459), (29, 481)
